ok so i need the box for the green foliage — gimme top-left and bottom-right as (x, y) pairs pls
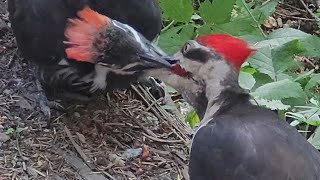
(287, 98), (320, 125)
(159, 0), (320, 141)
(309, 126), (320, 150)
(159, 0), (280, 54)
(160, 0), (193, 22)
(252, 79), (305, 100)
(185, 109), (200, 127)
(5, 127), (27, 135)
(199, 0), (236, 24)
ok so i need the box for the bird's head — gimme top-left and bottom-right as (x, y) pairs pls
(159, 34), (256, 118)
(174, 34), (256, 85)
(64, 6), (176, 72)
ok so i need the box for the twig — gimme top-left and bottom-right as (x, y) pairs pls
(65, 152), (108, 180)
(64, 126), (95, 170)
(275, 12), (315, 21)
(106, 136), (128, 149)
(143, 132), (183, 143)
(240, 0), (267, 38)
(28, 167), (46, 177)
(132, 84), (192, 145)
(298, 0), (320, 21)
(278, 2), (306, 13)
(134, 117), (157, 137)
(102, 171), (117, 180)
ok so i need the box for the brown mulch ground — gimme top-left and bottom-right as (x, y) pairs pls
(0, 1), (192, 179)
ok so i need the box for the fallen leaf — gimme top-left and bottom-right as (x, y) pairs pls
(0, 132), (10, 142)
(76, 132), (86, 143)
(141, 145), (151, 161)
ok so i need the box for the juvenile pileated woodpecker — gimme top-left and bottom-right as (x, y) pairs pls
(148, 34), (320, 180)
(8, 1), (171, 117)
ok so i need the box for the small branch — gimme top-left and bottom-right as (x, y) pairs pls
(298, 0), (320, 21)
(275, 12), (315, 21)
(65, 152), (109, 180)
(64, 126), (95, 170)
(240, 0), (267, 38)
(143, 132), (183, 143)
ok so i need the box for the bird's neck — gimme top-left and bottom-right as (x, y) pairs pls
(201, 69), (249, 123)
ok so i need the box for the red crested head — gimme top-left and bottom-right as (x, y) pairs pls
(196, 34), (256, 69)
(64, 6), (111, 63)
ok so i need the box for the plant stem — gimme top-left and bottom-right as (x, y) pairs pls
(161, 20), (175, 32)
(240, 0), (267, 38)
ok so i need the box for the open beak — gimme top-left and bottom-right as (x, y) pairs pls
(111, 20), (178, 68)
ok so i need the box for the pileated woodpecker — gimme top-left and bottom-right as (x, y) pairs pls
(148, 34), (320, 180)
(7, 1), (171, 117)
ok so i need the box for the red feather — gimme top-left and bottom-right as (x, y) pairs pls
(64, 6), (111, 63)
(196, 34), (256, 69)
(170, 64), (188, 77)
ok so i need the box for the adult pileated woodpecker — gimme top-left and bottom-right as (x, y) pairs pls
(7, 1), (171, 117)
(148, 34), (320, 180)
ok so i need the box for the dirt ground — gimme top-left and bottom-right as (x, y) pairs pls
(0, 0), (319, 180)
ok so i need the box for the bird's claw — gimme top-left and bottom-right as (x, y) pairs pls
(139, 77), (165, 100)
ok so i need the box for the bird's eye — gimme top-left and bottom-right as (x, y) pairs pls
(182, 43), (191, 53)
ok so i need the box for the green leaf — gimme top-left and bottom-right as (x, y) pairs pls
(239, 71), (256, 90)
(240, 34), (265, 44)
(241, 66), (257, 74)
(252, 79), (304, 100)
(255, 0), (279, 20)
(251, 71), (273, 90)
(248, 47), (275, 80)
(293, 70), (314, 82)
(305, 74), (320, 91)
(197, 24), (212, 35)
(199, 0), (236, 24)
(185, 109), (200, 127)
(234, 0), (279, 24)
(210, 19), (260, 36)
(256, 99), (290, 110)
(271, 40), (303, 73)
(160, 0), (193, 22)
(16, 127), (27, 133)
(282, 97), (308, 107)
(159, 24), (195, 54)
(308, 127), (320, 149)
(5, 128), (15, 135)
(249, 40), (304, 81)
(286, 112), (320, 126)
(254, 28), (312, 49)
(300, 35), (320, 57)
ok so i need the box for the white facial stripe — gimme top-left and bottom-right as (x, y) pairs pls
(123, 24), (144, 47)
(112, 20), (127, 32)
(112, 20), (144, 48)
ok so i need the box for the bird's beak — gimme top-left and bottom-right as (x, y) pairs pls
(111, 20), (178, 68)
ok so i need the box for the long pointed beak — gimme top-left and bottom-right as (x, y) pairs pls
(111, 20), (178, 68)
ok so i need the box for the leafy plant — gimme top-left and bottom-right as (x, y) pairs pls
(5, 127), (27, 135)
(159, 0), (320, 139)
